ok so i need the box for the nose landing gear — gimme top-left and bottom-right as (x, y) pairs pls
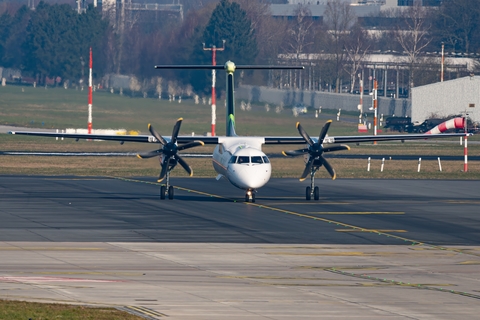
(160, 170), (175, 200)
(306, 167), (320, 201)
(245, 189), (256, 203)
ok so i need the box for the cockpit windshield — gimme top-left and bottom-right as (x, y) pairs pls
(237, 156), (249, 164)
(229, 155), (269, 164)
(251, 156), (263, 164)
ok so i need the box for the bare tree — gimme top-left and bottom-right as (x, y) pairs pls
(344, 26), (371, 93)
(324, 0), (355, 93)
(395, 3), (432, 96)
(236, 0), (287, 63)
(283, 4), (315, 89)
(435, 0), (480, 54)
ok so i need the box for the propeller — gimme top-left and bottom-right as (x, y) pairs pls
(282, 120), (350, 181)
(137, 118), (204, 182)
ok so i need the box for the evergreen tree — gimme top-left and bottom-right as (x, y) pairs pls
(189, 0), (257, 94)
(0, 5), (31, 69)
(23, 2), (108, 84)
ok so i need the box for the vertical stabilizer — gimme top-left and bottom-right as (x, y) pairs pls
(225, 61), (237, 136)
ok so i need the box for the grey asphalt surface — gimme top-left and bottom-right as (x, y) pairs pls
(1, 176), (479, 319)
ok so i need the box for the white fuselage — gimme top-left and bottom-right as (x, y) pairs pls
(212, 137), (271, 190)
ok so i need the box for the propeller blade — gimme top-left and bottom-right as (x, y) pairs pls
(137, 149), (163, 159)
(170, 118), (183, 144)
(320, 155), (336, 180)
(176, 155), (193, 177)
(296, 122), (314, 146)
(158, 156), (171, 182)
(177, 140), (204, 151)
(148, 124), (167, 145)
(318, 120), (332, 144)
(299, 156), (314, 181)
(282, 149), (309, 157)
(323, 144), (350, 153)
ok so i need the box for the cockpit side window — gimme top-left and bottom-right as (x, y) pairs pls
(262, 156), (270, 163)
(237, 156), (249, 164)
(251, 156), (263, 164)
(229, 156), (237, 164)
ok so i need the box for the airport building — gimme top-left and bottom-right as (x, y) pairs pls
(412, 76), (480, 124)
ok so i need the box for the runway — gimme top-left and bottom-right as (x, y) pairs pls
(1, 176), (479, 319)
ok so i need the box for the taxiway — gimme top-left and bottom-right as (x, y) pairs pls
(0, 176), (479, 319)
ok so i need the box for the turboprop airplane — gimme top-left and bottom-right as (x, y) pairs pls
(9, 61), (468, 202)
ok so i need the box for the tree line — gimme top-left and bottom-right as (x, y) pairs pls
(0, 0), (478, 94)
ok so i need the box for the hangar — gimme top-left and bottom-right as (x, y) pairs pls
(412, 76), (480, 125)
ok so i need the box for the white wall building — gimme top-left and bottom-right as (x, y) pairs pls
(412, 76), (480, 124)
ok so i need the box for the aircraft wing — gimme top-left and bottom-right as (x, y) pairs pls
(264, 132), (467, 145)
(8, 130), (221, 144)
(9, 130), (467, 145)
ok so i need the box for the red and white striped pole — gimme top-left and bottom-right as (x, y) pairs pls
(211, 49), (217, 136)
(203, 40), (225, 136)
(88, 47), (93, 134)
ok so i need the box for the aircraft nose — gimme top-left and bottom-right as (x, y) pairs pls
(230, 164), (271, 189)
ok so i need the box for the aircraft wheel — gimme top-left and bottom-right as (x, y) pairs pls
(314, 186), (319, 200)
(168, 186), (174, 200)
(306, 186), (311, 200)
(160, 186), (166, 200)
(251, 193), (255, 203)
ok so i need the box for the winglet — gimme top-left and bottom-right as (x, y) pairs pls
(296, 122), (300, 129)
(189, 167), (193, 177)
(331, 172), (336, 180)
(299, 177), (306, 182)
(136, 154), (143, 159)
(326, 119), (333, 124)
(282, 151), (288, 157)
(157, 177), (165, 183)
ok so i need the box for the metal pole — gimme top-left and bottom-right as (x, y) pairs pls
(441, 42), (444, 82)
(88, 47), (93, 134)
(384, 66), (388, 97)
(373, 79), (378, 144)
(359, 75), (363, 124)
(203, 40), (225, 136)
(464, 111), (468, 172)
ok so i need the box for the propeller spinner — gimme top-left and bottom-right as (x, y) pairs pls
(137, 118), (204, 182)
(283, 120), (349, 181)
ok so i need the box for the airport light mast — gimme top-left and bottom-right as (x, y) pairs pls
(203, 40), (225, 136)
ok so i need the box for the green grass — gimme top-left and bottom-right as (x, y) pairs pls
(0, 300), (143, 320)
(0, 85), (366, 136)
(0, 85), (478, 180)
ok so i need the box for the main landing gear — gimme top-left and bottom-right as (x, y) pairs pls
(305, 167), (320, 201)
(160, 170), (174, 200)
(245, 189), (256, 203)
